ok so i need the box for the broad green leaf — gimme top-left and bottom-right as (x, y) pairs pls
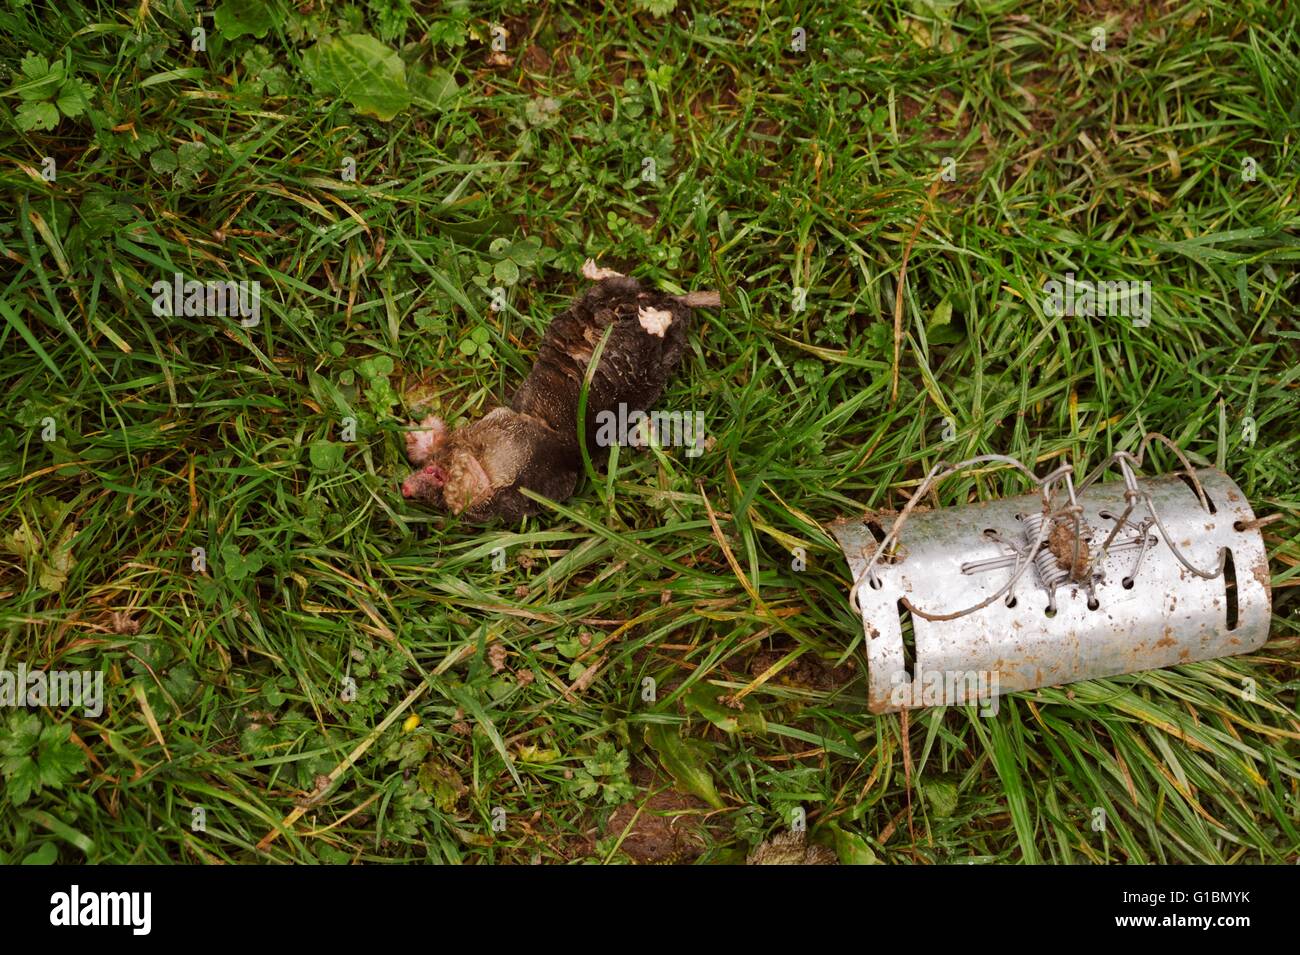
(923, 777), (959, 817)
(927, 295), (962, 345)
(22, 843), (58, 865)
(20, 52), (50, 80)
(516, 743), (560, 764)
(37, 559), (66, 592)
(644, 722), (724, 809)
(16, 101), (59, 132)
(219, 544), (264, 582)
(301, 34), (411, 121)
(55, 78), (90, 118)
(684, 682), (766, 734)
(37, 523), (76, 591)
(507, 236), (543, 267)
(150, 149), (178, 174)
(214, 0), (284, 40)
(930, 295), (953, 328)
(3, 525), (38, 559)
(1, 714), (42, 756)
(634, 0), (678, 16)
(410, 67), (459, 109)
(15, 53), (61, 100)
(493, 257), (519, 285)
(309, 439), (345, 472)
(831, 825), (880, 864)
(3, 756), (38, 805)
(359, 355), (393, 378)
(176, 141), (210, 178)
(417, 758), (467, 812)
(35, 724), (85, 790)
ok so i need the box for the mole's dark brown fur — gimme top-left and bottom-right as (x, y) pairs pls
(401, 272), (719, 522)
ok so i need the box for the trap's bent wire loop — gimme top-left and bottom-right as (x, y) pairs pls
(847, 434), (1228, 622)
(1080, 433), (1226, 582)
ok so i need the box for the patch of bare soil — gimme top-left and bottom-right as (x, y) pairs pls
(1077, 0), (1151, 45)
(570, 767), (718, 864)
(749, 647), (857, 691)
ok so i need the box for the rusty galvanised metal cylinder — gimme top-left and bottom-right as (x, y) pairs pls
(831, 468), (1270, 713)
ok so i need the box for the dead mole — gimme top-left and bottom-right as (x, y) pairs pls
(401, 260), (721, 522)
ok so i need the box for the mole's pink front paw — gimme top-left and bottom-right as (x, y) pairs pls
(405, 415), (447, 466)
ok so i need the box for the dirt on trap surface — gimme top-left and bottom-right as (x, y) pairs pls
(1048, 519), (1092, 581)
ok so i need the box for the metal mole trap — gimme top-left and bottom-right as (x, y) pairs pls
(831, 435), (1272, 713)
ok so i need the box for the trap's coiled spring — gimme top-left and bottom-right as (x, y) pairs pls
(1021, 513), (1072, 591)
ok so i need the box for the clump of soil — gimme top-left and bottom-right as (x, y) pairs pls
(580, 767), (717, 864)
(1048, 519), (1091, 581)
(748, 648), (857, 691)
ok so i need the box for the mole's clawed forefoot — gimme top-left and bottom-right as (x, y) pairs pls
(405, 414), (447, 467)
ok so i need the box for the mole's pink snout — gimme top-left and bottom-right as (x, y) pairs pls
(401, 464), (446, 499)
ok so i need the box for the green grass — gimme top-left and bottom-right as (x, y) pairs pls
(0, 0), (1297, 864)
